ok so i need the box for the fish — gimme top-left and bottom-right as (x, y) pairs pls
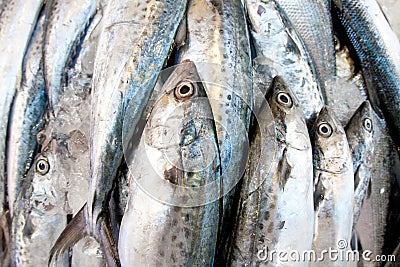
(312, 107), (354, 265)
(333, 0), (400, 147)
(6, 14), (47, 216)
(0, 0), (43, 220)
(356, 111), (395, 265)
(245, 0), (324, 124)
(228, 76), (313, 266)
(88, 0), (188, 235)
(42, 0), (99, 111)
(118, 60), (221, 267)
(345, 101), (374, 230)
(275, 0), (336, 95)
(176, 1), (252, 261)
(11, 140), (68, 267)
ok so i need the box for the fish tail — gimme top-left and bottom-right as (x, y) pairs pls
(48, 204), (87, 267)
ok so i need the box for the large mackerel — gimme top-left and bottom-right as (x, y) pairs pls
(0, 0), (43, 218)
(245, 0), (324, 124)
(333, 0), (400, 147)
(43, 0), (99, 111)
(88, 0), (188, 233)
(312, 107), (354, 266)
(229, 76), (313, 266)
(118, 61), (221, 267)
(6, 14), (47, 216)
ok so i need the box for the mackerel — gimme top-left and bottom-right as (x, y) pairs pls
(312, 107), (354, 266)
(333, 0), (400, 147)
(118, 61), (221, 266)
(176, 1), (252, 259)
(6, 14), (46, 216)
(229, 76), (313, 266)
(0, 0), (43, 218)
(245, 0), (324, 124)
(345, 101), (374, 230)
(88, 0), (188, 233)
(43, 0), (98, 110)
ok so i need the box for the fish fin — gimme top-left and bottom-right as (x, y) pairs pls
(95, 217), (121, 267)
(314, 173), (326, 211)
(48, 204), (87, 267)
(278, 148), (293, 190)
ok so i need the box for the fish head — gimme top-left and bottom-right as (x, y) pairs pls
(345, 100), (374, 169)
(267, 76), (310, 150)
(312, 107), (352, 174)
(131, 60), (220, 206)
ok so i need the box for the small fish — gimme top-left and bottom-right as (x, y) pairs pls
(118, 60), (221, 267)
(345, 101), (374, 230)
(312, 107), (354, 266)
(0, 0), (43, 220)
(43, 0), (99, 110)
(6, 13), (47, 216)
(245, 0), (324, 124)
(228, 76), (313, 266)
(333, 0), (400, 147)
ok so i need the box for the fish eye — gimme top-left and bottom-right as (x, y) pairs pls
(36, 158), (50, 175)
(363, 118), (372, 132)
(276, 92), (292, 107)
(175, 82), (194, 100)
(318, 123), (332, 138)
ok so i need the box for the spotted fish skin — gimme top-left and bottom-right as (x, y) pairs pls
(245, 0), (324, 124)
(345, 101), (374, 230)
(228, 76), (313, 266)
(118, 61), (221, 267)
(312, 107), (354, 266)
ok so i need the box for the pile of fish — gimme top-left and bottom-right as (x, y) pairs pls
(0, 0), (399, 266)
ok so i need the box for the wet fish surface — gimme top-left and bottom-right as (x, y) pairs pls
(312, 107), (354, 266)
(228, 76), (313, 266)
(333, 0), (400, 147)
(118, 61), (221, 267)
(345, 101), (374, 230)
(245, 0), (324, 124)
(43, 0), (98, 110)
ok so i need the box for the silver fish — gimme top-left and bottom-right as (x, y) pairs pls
(275, 0), (336, 94)
(229, 76), (313, 266)
(356, 112), (395, 265)
(0, 0), (43, 219)
(43, 0), (98, 110)
(6, 14), (47, 216)
(333, 0), (400, 147)
(176, 2), (252, 260)
(11, 141), (68, 267)
(245, 0), (324, 124)
(312, 107), (354, 266)
(345, 101), (374, 230)
(88, 0), (188, 233)
(118, 60), (221, 266)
